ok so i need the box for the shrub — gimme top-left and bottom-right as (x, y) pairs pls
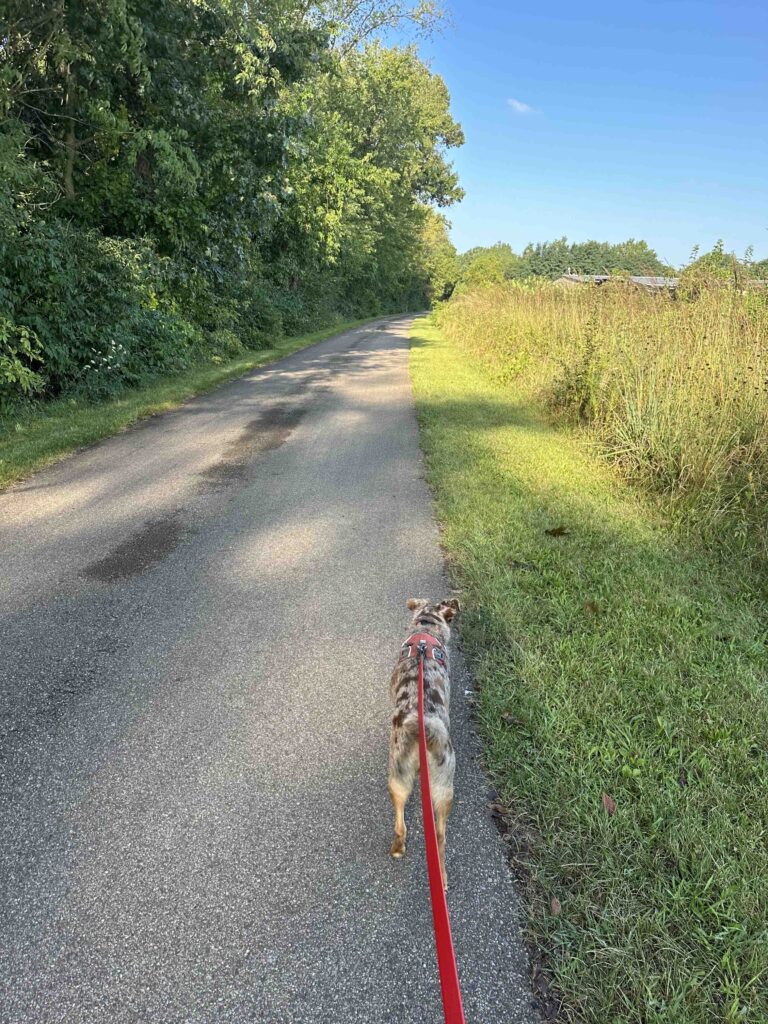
(0, 318), (44, 408)
(1, 207), (201, 399)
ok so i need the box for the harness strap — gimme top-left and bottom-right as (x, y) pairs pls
(401, 632), (446, 663)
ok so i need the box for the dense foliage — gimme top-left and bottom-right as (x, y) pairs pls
(0, 0), (462, 406)
(521, 236), (672, 278)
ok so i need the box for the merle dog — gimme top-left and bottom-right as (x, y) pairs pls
(388, 597), (460, 889)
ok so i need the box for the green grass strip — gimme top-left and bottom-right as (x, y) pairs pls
(0, 317), (376, 490)
(410, 317), (768, 1024)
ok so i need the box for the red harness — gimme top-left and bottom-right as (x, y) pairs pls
(400, 631), (447, 664)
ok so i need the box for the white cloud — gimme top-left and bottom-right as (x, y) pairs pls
(507, 98), (534, 115)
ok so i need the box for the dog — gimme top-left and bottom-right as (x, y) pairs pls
(388, 597), (460, 889)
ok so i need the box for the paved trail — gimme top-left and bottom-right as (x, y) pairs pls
(0, 317), (536, 1023)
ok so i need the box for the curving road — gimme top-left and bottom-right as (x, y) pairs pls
(0, 317), (536, 1023)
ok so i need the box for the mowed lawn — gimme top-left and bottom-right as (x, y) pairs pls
(410, 317), (768, 1024)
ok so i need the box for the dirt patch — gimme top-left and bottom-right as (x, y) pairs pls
(198, 401), (308, 489)
(82, 513), (186, 582)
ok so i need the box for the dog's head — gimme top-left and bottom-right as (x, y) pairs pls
(406, 597), (460, 638)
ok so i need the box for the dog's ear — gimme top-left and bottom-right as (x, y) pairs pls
(439, 598), (461, 621)
(406, 598), (427, 611)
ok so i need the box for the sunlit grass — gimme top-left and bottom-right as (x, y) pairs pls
(436, 283), (768, 557)
(411, 316), (768, 1024)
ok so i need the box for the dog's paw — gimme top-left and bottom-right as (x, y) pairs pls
(390, 840), (407, 859)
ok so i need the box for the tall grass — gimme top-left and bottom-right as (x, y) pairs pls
(436, 282), (768, 554)
(411, 318), (768, 1024)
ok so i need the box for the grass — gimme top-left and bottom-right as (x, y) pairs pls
(410, 316), (768, 1024)
(436, 282), (768, 557)
(0, 316), (376, 489)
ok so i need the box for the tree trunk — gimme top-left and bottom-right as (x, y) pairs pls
(63, 64), (76, 199)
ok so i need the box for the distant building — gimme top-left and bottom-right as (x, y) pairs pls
(554, 273), (679, 292)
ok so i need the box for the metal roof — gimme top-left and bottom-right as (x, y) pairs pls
(556, 274), (679, 288)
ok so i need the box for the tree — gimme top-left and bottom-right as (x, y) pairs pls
(522, 237), (670, 278)
(271, 42), (464, 319)
(457, 243), (528, 287)
(318, 0), (444, 50)
(418, 211), (459, 302)
(0, 1), (465, 402)
(679, 241), (764, 294)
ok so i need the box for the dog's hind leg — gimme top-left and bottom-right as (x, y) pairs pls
(388, 776), (410, 858)
(388, 721), (418, 859)
(387, 741), (417, 860)
(434, 795), (453, 890)
(431, 745), (455, 890)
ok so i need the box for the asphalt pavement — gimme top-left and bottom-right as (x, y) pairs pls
(0, 316), (537, 1023)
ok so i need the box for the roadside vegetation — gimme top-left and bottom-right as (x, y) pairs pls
(436, 270), (768, 559)
(0, 317), (373, 489)
(1, 0), (461, 415)
(411, 315), (768, 1024)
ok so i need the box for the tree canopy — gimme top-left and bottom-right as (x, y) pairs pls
(0, 0), (462, 405)
(522, 237), (672, 278)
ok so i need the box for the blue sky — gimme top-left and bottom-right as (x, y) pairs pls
(416, 1), (768, 266)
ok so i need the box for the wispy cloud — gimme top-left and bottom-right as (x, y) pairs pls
(507, 98), (534, 115)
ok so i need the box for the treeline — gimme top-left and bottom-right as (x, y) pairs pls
(453, 237), (670, 291)
(451, 238), (768, 294)
(0, 1), (462, 406)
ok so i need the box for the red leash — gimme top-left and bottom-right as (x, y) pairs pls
(417, 641), (466, 1024)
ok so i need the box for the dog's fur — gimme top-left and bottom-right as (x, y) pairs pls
(388, 597), (460, 889)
